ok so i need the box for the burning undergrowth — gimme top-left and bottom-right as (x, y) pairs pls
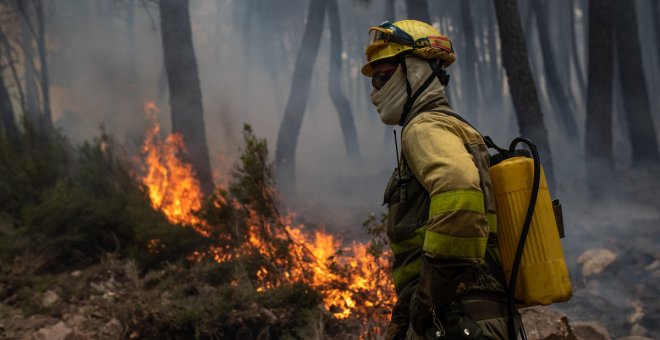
(134, 102), (395, 337)
(0, 107), (395, 338)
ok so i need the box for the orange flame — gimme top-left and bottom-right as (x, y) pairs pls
(141, 101), (210, 236)
(139, 100), (395, 334)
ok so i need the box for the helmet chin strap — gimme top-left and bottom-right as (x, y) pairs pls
(397, 57), (451, 127)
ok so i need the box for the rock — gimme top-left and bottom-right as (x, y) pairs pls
(627, 299), (644, 324)
(644, 259), (660, 271)
(62, 314), (86, 330)
(90, 282), (106, 294)
(34, 321), (72, 340)
(577, 248), (618, 276)
(101, 318), (122, 338)
(63, 332), (89, 340)
(572, 321), (611, 340)
(616, 337), (653, 340)
(521, 306), (576, 339)
(630, 324), (648, 336)
(41, 291), (59, 308)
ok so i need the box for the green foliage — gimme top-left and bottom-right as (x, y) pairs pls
(363, 211), (389, 258)
(118, 260), (322, 340)
(0, 123), (205, 274)
(229, 124), (278, 220)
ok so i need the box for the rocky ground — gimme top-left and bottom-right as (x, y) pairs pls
(1, 166), (658, 340)
(551, 165), (660, 340)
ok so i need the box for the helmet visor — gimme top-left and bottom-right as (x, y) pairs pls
(368, 27), (392, 47)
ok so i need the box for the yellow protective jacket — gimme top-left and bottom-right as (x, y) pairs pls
(402, 109), (497, 263)
(381, 59), (506, 339)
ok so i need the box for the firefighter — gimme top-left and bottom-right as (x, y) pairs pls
(362, 20), (513, 339)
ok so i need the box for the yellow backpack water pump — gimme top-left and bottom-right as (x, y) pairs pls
(485, 136), (572, 339)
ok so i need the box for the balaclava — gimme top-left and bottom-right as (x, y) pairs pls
(371, 57), (448, 126)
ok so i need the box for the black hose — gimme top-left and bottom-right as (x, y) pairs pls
(505, 137), (540, 340)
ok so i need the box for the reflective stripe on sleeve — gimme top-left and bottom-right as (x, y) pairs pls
(487, 213), (497, 234)
(429, 189), (485, 218)
(390, 226), (427, 255)
(423, 230), (488, 259)
(392, 257), (422, 287)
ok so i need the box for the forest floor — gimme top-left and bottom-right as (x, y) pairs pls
(553, 164), (660, 339)
(0, 165), (658, 340)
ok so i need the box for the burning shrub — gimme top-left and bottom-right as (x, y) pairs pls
(0, 114), (395, 337)
(0, 123), (205, 274)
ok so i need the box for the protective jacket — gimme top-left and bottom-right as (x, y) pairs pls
(382, 59), (509, 340)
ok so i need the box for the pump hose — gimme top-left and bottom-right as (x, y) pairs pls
(505, 137), (540, 340)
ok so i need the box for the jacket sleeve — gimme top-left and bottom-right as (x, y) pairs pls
(402, 116), (489, 263)
(403, 115), (491, 334)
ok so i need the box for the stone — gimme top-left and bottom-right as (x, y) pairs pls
(644, 259), (660, 271)
(70, 271), (82, 278)
(616, 337), (653, 340)
(63, 314), (86, 330)
(41, 291), (59, 308)
(577, 248), (618, 277)
(521, 306), (576, 339)
(572, 321), (611, 340)
(630, 324), (648, 337)
(101, 318), (122, 338)
(34, 321), (72, 340)
(627, 299), (644, 324)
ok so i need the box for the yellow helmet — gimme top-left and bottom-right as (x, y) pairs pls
(361, 20), (455, 77)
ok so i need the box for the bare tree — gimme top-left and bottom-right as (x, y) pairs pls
(126, 0), (137, 86)
(569, 0), (586, 101)
(459, 1), (479, 124)
(531, 0), (579, 141)
(493, 0), (555, 189)
(385, 0), (395, 21)
(405, 0), (430, 23)
(653, 1), (660, 82)
(328, 0), (360, 160)
(18, 1), (39, 125)
(34, 0), (51, 129)
(159, 0), (214, 195)
(275, 0), (326, 189)
(585, 0), (615, 196)
(0, 71), (17, 140)
(614, 0), (660, 165)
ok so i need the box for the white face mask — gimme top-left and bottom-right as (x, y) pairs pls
(370, 65), (408, 125)
(370, 58), (447, 126)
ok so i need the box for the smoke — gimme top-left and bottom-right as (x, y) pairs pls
(44, 1), (659, 243)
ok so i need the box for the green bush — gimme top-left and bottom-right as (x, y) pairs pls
(0, 124), (206, 274)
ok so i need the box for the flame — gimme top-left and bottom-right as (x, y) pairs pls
(138, 100), (395, 335)
(141, 101), (210, 236)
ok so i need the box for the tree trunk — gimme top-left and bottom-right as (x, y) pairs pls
(275, 0), (326, 189)
(328, 0), (360, 160)
(0, 73), (17, 140)
(460, 1), (479, 124)
(569, 0), (586, 103)
(385, 0), (396, 21)
(531, 0), (579, 141)
(126, 0), (137, 85)
(614, 0), (660, 165)
(405, 0), (430, 23)
(19, 1), (40, 125)
(485, 1), (502, 110)
(35, 0), (51, 129)
(1, 38), (24, 121)
(585, 0), (615, 196)
(493, 0), (556, 190)
(650, 0), (660, 118)
(159, 0), (215, 195)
